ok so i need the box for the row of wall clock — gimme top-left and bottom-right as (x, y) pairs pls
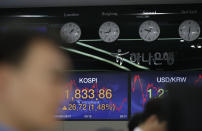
(60, 20), (201, 43)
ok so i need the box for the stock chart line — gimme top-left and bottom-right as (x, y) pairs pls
(131, 74), (159, 107)
(194, 74), (202, 84)
(132, 73), (202, 108)
(114, 98), (127, 111)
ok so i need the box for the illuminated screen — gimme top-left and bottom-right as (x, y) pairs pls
(131, 72), (202, 116)
(56, 72), (128, 120)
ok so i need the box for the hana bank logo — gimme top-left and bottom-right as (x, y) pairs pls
(111, 49), (174, 66)
(111, 49), (129, 65)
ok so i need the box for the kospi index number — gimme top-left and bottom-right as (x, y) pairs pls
(72, 88), (112, 100)
(57, 72), (128, 120)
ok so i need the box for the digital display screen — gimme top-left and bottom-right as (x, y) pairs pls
(131, 72), (202, 116)
(56, 72), (128, 120)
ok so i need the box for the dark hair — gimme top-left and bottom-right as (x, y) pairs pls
(128, 113), (145, 131)
(0, 29), (61, 66)
(143, 98), (166, 122)
(129, 98), (166, 131)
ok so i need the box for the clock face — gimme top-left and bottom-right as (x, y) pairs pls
(179, 20), (200, 41)
(99, 21), (120, 43)
(60, 22), (81, 43)
(139, 20), (160, 42)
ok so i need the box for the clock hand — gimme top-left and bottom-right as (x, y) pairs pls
(188, 27), (191, 40)
(145, 32), (150, 39)
(105, 28), (111, 33)
(144, 29), (151, 32)
(70, 29), (74, 33)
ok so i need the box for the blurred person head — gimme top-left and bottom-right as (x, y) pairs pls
(0, 29), (70, 131)
(164, 85), (202, 131)
(143, 98), (166, 122)
(128, 113), (145, 131)
(129, 98), (167, 131)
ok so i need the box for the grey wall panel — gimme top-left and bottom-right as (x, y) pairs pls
(62, 121), (128, 131)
